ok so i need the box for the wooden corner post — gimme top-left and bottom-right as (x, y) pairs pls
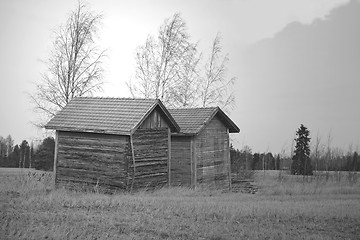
(53, 131), (59, 189)
(130, 132), (136, 191)
(193, 137), (197, 190)
(227, 129), (232, 191)
(168, 128), (171, 187)
(190, 138), (194, 188)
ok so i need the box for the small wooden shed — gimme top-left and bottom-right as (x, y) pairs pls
(169, 107), (240, 190)
(45, 97), (179, 191)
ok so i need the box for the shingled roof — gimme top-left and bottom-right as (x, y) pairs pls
(168, 107), (240, 135)
(45, 97), (180, 135)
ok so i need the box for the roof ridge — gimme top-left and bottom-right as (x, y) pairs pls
(169, 107), (218, 110)
(74, 97), (157, 100)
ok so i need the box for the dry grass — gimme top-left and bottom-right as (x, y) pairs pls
(1, 168), (360, 239)
(255, 170), (360, 196)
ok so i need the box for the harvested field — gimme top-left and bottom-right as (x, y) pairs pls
(1, 168), (360, 239)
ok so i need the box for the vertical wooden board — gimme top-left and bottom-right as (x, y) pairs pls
(160, 116), (167, 128)
(226, 129), (231, 190)
(190, 137), (194, 187)
(192, 137), (197, 189)
(139, 107), (170, 130)
(54, 131), (59, 188)
(170, 136), (192, 186)
(168, 128), (171, 186)
(195, 136), (203, 184)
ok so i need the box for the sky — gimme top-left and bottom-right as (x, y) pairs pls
(0, 0), (359, 154)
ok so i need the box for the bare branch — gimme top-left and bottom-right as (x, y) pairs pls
(31, 2), (105, 124)
(128, 13), (200, 107)
(200, 34), (235, 111)
(128, 15), (236, 111)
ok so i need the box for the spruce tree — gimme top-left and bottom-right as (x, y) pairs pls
(34, 137), (55, 171)
(291, 124), (313, 175)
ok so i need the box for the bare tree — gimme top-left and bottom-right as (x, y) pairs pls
(289, 133), (296, 174)
(128, 13), (200, 107)
(326, 130), (333, 173)
(311, 132), (322, 174)
(5, 135), (13, 157)
(200, 34), (235, 111)
(0, 137), (4, 159)
(0, 135), (13, 159)
(32, 2), (105, 123)
(128, 14), (235, 110)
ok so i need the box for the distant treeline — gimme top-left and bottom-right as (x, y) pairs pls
(0, 135), (54, 171)
(2, 134), (359, 173)
(230, 144), (360, 173)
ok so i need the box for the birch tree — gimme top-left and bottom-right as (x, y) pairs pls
(128, 13), (200, 107)
(311, 132), (323, 174)
(128, 14), (235, 110)
(32, 3), (105, 123)
(200, 34), (235, 110)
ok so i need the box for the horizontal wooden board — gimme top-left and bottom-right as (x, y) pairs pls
(57, 168), (128, 188)
(194, 116), (230, 190)
(129, 128), (169, 189)
(56, 131), (129, 191)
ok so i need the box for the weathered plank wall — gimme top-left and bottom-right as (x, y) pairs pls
(56, 131), (129, 192)
(194, 115), (230, 190)
(139, 107), (169, 129)
(170, 136), (192, 186)
(129, 128), (169, 189)
(55, 109), (172, 192)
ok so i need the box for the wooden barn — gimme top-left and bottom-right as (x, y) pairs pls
(45, 98), (180, 191)
(45, 97), (240, 192)
(169, 108), (240, 190)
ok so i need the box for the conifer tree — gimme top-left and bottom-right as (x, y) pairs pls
(291, 124), (313, 175)
(34, 137), (55, 171)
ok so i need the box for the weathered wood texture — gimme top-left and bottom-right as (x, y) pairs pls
(129, 128), (169, 189)
(55, 113), (171, 192)
(56, 131), (129, 191)
(139, 107), (169, 129)
(54, 109), (231, 192)
(53, 131), (58, 187)
(170, 136), (192, 186)
(194, 115), (230, 190)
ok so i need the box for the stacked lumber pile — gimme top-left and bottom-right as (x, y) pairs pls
(231, 174), (259, 194)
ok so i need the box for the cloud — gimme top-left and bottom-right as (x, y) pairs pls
(240, 0), (360, 150)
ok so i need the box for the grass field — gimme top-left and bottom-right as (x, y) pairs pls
(1, 168), (360, 239)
